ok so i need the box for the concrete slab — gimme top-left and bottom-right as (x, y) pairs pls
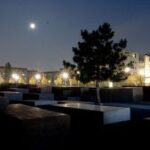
(0, 91), (23, 101)
(21, 100), (58, 106)
(0, 104), (70, 149)
(42, 102), (130, 125)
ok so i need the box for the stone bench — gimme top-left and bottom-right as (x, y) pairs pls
(39, 93), (54, 100)
(104, 102), (150, 120)
(101, 87), (143, 103)
(0, 104), (70, 149)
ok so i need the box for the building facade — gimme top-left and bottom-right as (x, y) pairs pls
(1, 51), (150, 87)
(124, 50), (139, 70)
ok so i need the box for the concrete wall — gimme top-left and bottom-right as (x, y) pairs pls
(101, 87), (143, 103)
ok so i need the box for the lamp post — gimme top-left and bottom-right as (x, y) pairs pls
(61, 72), (69, 87)
(35, 73), (41, 87)
(108, 81), (113, 88)
(12, 73), (20, 87)
(77, 71), (80, 87)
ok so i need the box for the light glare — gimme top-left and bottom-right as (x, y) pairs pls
(139, 69), (145, 76)
(29, 23), (36, 29)
(124, 67), (131, 73)
(35, 73), (41, 80)
(108, 82), (113, 88)
(12, 73), (20, 81)
(62, 72), (69, 79)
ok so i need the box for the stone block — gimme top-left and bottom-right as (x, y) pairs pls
(0, 104), (70, 149)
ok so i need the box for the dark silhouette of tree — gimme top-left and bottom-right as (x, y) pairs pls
(63, 22), (129, 104)
(3, 62), (12, 83)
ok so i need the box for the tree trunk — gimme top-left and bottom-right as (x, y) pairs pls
(96, 81), (101, 105)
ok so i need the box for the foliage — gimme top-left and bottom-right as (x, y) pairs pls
(54, 74), (63, 86)
(3, 62), (12, 83)
(127, 73), (144, 86)
(63, 22), (128, 85)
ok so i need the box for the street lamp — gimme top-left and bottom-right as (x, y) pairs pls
(61, 72), (69, 86)
(35, 73), (41, 87)
(76, 71), (80, 87)
(12, 73), (20, 86)
(77, 71), (80, 75)
(108, 81), (113, 88)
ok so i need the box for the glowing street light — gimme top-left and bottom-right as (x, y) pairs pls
(108, 81), (113, 88)
(76, 71), (80, 87)
(62, 72), (69, 80)
(12, 73), (20, 83)
(61, 72), (69, 86)
(77, 71), (80, 75)
(35, 73), (41, 80)
(35, 73), (41, 87)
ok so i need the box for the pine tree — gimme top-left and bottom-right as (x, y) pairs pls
(63, 23), (128, 104)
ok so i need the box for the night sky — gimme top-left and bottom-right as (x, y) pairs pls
(0, 0), (150, 71)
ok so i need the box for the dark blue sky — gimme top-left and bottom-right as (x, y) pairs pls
(0, 0), (150, 71)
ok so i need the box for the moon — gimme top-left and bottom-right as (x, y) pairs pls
(29, 22), (36, 30)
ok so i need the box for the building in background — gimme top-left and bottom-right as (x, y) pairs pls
(0, 50), (150, 87)
(124, 50), (139, 70)
(0, 66), (28, 84)
(144, 54), (150, 85)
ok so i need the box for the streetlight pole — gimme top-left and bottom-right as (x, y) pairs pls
(61, 72), (69, 87)
(35, 73), (41, 87)
(12, 73), (20, 87)
(77, 71), (80, 87)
